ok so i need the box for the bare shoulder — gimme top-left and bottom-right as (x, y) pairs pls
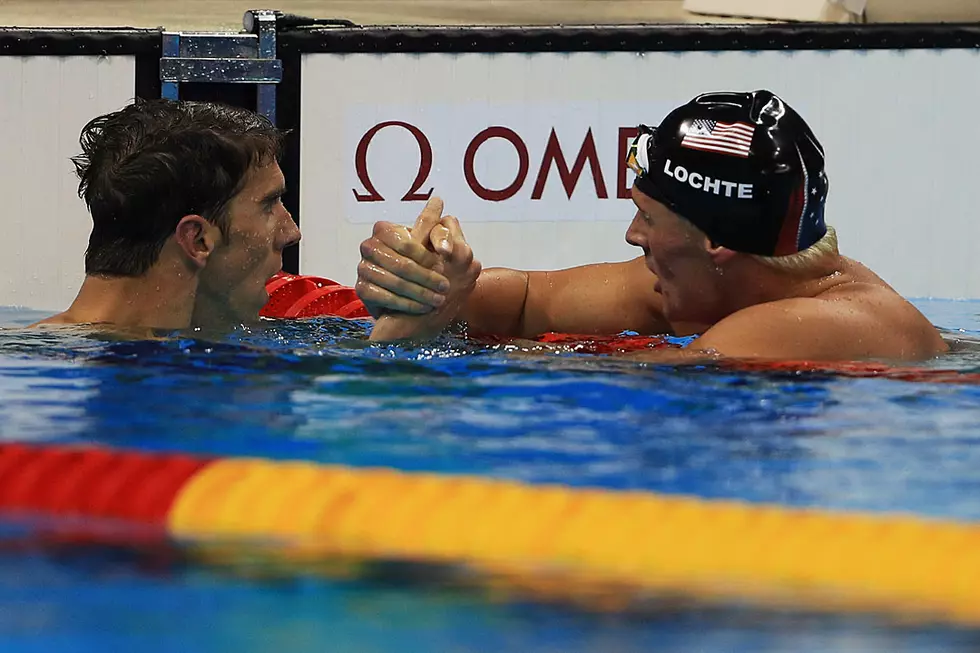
(694, 273), (947, 362)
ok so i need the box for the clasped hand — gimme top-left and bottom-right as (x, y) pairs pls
(356, 197), (482, 341)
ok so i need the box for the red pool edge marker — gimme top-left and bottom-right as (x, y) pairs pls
(284, 286), (360, 319)
(261, 273), (369, 319)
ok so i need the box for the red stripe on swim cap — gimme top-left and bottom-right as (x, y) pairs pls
(773, 182), (805, 256)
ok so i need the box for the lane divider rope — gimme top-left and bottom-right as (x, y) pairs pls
(2, 442), (977, 625)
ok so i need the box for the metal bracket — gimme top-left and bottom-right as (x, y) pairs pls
(159, 10), (281, 125)
(159, 58), (282, 83)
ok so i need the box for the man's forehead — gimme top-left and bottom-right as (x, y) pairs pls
(631, 185), (670, 215)
(244, 161), (285, 193)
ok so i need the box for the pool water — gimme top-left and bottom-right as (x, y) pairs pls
(0, 299), (979, 652)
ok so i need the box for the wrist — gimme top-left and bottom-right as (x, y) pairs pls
(369, 313), (444, 342)
(368, 315), (416, 342)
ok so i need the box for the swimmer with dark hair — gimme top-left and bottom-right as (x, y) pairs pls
(36, 99), (301, 333)
(356, 90), (946, 362)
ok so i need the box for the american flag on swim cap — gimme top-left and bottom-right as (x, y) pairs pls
(680, 119), (755, 158)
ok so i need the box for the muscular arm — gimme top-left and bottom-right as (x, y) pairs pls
(355, 208), (683, 340)
(459, 256), (674, 338)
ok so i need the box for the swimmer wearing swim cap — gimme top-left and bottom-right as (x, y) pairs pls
(358, 90), (947, 362)
(626, 90), (828, 258)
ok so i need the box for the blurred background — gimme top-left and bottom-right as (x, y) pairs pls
(2, 0), (978, 30)
(0, 1), (745, 29)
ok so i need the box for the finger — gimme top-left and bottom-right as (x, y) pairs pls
(356, 259), (447, 309)
(371, 222), (441, 269)
(373, 220), (411, 239)
(441, 216), (474, 266)
(410, 196), (445, 242)
(355, 279), (436, 316)
(360, 238), (449, 293)
(428, 224), (452, 257)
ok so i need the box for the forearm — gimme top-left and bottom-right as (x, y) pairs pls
(519, 259), (673, 338)
(458, 268), (530, 337)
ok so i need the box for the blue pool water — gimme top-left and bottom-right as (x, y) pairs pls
(0, 299), (979, 652)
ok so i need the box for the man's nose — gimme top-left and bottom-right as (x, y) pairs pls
(279, 212), (301, 248)
(625, 214), (645, 248)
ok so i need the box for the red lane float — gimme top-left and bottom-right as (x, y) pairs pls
(531, 332), (675, 354)
(0, 444), (211, 524)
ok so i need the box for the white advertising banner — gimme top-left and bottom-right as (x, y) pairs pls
(0, 55), (136, 312)
(301, 49), (980, 299)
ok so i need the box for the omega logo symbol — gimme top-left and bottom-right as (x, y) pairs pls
(353, 121), (641, 203)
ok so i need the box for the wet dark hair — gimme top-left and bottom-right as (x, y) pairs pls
(72, 98), (285, 276)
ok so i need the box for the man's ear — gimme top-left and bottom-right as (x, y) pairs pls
(175, 215), (218, 269)
(705, 237), (738, 266)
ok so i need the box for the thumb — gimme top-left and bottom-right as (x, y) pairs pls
(410, 196), (444, 242)
(429, 224), (452, 256)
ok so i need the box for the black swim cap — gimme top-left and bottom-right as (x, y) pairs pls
(626, 90), (828, 256)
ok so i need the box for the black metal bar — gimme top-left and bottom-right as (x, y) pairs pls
(277, 46), (302, 275)
(0, 27), (161, 56)
(135, 52), (162, 101)
(278, 22), (980, 54)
